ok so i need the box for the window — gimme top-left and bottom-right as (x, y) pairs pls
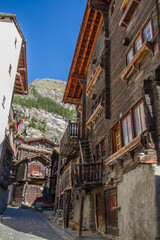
(126, 48), (133, 65)
(112, 100), (146, 153)
(143, 21), (153, 41)
(113, 124), (121, 152)
(126, 20), (153, 66)
(133, 102), (146, 137)
(122, 114), (132, 146)
(119, 0), (140, 27)
(135, 35), (142, 53)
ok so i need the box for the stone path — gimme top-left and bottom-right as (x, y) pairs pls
(0, 207), (68, 240)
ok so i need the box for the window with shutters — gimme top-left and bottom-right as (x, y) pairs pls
(112, 100), (146, 153)
(113, 124), (121, 152)
(133, 101), (146, 137)
(122, 114), (133, 146)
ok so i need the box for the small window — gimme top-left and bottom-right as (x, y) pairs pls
(126, 48), (133, 65)
(122, 114), (132, 146)
(135, 35), (142, 53)
(133, 102), (146, 137)
(113, 124), (121, 152)
(143, 21), (153, 41)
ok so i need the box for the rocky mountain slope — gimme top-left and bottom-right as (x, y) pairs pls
(13, 78), (76, 144)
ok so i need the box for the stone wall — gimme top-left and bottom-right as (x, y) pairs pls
(118, 164), (157, 240)
(72, 192), (96, 231)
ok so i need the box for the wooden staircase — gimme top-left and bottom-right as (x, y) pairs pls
(79, 139), (94, 163)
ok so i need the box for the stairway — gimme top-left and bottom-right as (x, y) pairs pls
(79, 139), (94, 163)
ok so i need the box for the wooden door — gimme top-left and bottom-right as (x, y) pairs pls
(105, 188), (119, 236)
(96, 192), (103, 232)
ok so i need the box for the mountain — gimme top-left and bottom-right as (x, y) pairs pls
(13, 78), (76, 144)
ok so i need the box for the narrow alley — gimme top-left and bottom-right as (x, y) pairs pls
(0, 207), (68, 240)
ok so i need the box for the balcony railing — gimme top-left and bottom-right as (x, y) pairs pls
(56, 166), (71, 195)
(71, 162), (102, 190)
(60, 121), (79, 156)
(56, 162), (102, 195)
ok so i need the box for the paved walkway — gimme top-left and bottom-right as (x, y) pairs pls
(0, 207), (68, 240)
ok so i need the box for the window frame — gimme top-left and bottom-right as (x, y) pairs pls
(125, 17), (153, 67)
(112, 100), (146, 154)
(112, 123), (122, 153)
(133, 100), (146, 137)
(122, 112), (133, 146)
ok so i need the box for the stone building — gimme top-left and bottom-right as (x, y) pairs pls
(55, 0), (160, 239)
(0, 13), (28, 214)
(13, 137), (58, 207)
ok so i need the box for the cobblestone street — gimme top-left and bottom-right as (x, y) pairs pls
(0, 207), (68, 240)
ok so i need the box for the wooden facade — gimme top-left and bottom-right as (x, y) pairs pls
(56, 0), (160, 239)
(13, 138), (58, 207)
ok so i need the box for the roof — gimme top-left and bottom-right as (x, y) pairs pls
(14, 42), (28, 95)
(15, 154), (51, 166)
(0, 13), (28, 95)
(26, 137), (57, 147)
(63, 1), (104, 104)
(18, 144), (53, 154)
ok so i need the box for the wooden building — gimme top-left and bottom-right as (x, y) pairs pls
(13, 137), (58, 207)
(0, 13), (28, 214)
(55, 0), (160, 239)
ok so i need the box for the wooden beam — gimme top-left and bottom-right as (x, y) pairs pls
(65, 8), (91, 99)
(14, 88), (23, 94)
(64, 97), (81, 104)
(71, 79), (79, 98)
(71, 73), (85, 79)
(14, 84), (23, 90)
(78, 11), (98, 75)
(84, 13), (103, 76)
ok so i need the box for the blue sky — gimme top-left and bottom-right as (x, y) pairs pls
(1, 0), (87, 83)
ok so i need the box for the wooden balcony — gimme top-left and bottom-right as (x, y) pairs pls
(56, 166), (71, 195)
(60, 121), (79, 157)
(86, 64), (103, 97)
(71, 162), (102, 190)
(119, 0), (141, 27)
(121, 40), (153, 83)
(86, 102), (104, 130)
(56, 162), (102, 195)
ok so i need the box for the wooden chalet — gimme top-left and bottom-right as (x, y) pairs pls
(13, 138), (58, 207)
(55, 0), (160, 239)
